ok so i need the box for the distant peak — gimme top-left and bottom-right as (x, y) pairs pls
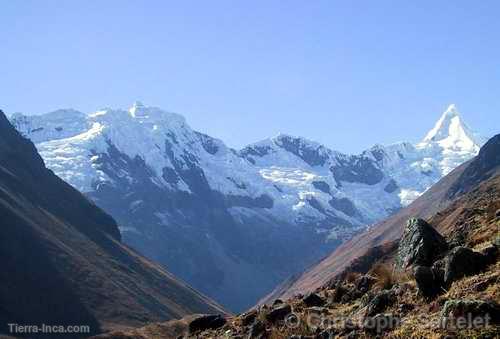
(419, 104), (483, 151)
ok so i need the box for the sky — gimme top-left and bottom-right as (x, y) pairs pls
(1, 1), (498, 153)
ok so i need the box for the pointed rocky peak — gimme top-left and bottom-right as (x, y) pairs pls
(418, 104), (483, 152)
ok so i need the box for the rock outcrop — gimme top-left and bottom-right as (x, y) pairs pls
(396, 218), (448, 269)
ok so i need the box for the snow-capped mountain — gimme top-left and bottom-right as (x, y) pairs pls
(417, 104), (486, 175)
(8, 103), (483, 311)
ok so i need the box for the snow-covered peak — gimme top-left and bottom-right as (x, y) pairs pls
(419, 104), (481, 152)
(416, 104), (484, 176)
(9, 109), (89, 143)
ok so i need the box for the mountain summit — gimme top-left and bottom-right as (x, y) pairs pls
(8, 103), (484, 311)
(420, 104), (482, 152)
(417, 104), (484, 175)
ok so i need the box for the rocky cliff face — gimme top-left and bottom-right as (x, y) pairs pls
(0, 110), (225, 338)
(9, 103), (483, 311)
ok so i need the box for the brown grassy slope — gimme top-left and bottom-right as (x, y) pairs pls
(430, 174), (500, 245)
(0, 110), (226, 337)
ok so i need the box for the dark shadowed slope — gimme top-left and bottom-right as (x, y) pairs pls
(0, 110), (225, 338)
(265, 134), (500, 303)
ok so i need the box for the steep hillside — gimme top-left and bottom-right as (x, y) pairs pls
(8, 103), (482, 311)
(0, 110), (225, 338)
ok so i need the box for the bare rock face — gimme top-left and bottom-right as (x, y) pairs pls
(396, 218), (448, 270)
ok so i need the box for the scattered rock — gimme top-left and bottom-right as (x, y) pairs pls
(441, 299), (500, 324)
(480, 244), (498, 265)
(354, 275), (376, 293)
(272, 299), (284, 306)
(302, 292), (326, 307)
(365, 290), (395, 317)
(331, 285), (348, 303)
(396, 218), (448, 269)
(317, 329), (339, 339)
(188, 314), (226, 333)
(265, 303), (291, 323)
(443, 247), (489, 285)
(359, 291), (375, 308)
(240, 309), (258, 326)
(248, 320), (266, 338)
(397, 302), (414, 314)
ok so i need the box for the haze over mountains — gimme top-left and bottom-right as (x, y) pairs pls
(9, 103), (484, 311)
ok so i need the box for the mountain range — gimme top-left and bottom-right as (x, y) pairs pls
(93, 132), (500, 339)
(8, 103), (484, 311)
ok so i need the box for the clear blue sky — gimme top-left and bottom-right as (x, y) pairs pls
(1, 1), (498, 153)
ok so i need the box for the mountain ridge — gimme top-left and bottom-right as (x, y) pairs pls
(8, 103), (484, 311)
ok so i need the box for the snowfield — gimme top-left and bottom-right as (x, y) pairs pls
(10, 102), (484, 232)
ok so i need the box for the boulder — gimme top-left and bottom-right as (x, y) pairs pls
(354, 275), (377, 293)
(272, 299), (284, 306)
(413, 266), (441, 298)
(302, 292), (326, 307)
(396, 218), (448, 269)
(443, 247), (489, 285)
(265, 303), (291, 323)
(188, 314), (226, 333)
(441, 299), (500, 324)
(480, 244), (498, 265)
(249, 320), (266, 338)
(365, 290), (395, 317)
(240, 309), (258, 326)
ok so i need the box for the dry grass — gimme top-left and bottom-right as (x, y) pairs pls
(369, 263), (411, 291)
